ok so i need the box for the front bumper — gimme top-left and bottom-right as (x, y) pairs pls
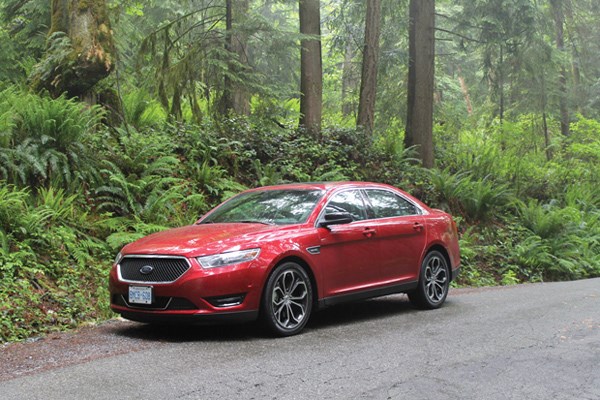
(115, 309), (259, 325)
(109, 256), (265, 324)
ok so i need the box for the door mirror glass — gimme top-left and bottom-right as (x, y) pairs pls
(319, 212), (353, 228)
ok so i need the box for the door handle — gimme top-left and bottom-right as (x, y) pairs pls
(413, 222), (424, 232)
(363, 228), (376, 238)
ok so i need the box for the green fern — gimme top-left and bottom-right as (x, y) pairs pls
(0, 88), (102, 188)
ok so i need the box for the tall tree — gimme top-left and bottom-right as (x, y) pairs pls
(220, 0), (250, 116)
(341, 35), (357, 117)
(30, 0), (114, 98)
(299, 0), (323, 138)
(550, 0), (570, 136)
(405, 0), (435, 168)
(357, 0), (381, 135)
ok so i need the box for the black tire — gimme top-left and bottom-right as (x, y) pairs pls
(408, 250), (450, 309)
(261, 262), (313, 336)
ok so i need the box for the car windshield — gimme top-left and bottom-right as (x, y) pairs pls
(200, 189), (324, 225)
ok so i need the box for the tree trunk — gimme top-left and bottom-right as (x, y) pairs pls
(220, 0), (251, 115)
(158, 29), (170, 112)
(499, 44), (504, 125)
(341, 38), (356, 117)
(541, 72), (552, 161)
(457, 66), (473, 115)
(299, 0), (323, 139)
(405, 0), (435, 168)
(564, 1), (582, 113)
(30, 0), (114, 98)
(170, 83), (182, 122)
(189, 81), (203, 124)
(550, 0), (570, 136)
(357, 0), (381, 135)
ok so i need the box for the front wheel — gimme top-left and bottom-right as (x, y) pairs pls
(261, 262), (313, 336)
(409, 250), (450, 309)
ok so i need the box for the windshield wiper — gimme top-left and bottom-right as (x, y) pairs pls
(239, 220), (274, 225)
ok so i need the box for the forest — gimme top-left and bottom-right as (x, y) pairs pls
(0, 0), (599, 342)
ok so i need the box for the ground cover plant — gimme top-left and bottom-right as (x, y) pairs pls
(1, 0), (600, 342)
(1, 89), (599, 342)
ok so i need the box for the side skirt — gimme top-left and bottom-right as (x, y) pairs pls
(317, 281), (418, 309)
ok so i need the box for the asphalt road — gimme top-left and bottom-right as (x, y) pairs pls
(1, 279), (599, 400)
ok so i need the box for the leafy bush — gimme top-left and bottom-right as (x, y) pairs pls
(0, 88), (103, 189)
(2, 86), (600, 342)
(427, 168), (514, 223)
(0, 183), (112, 342)
(121, 89), (167, 129)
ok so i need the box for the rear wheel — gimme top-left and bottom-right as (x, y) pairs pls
(262, 262), (313, 336)
(409, 250), (449, 309)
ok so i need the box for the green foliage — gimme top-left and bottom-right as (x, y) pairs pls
(0, 88), (102, 189)
(29, 32), (75, 91)
(427, 169), (514, 223)
(1, 83), (599, 344)
(121, 89), (167, 129)
(2, 0), (600, 344)
(0, 0), (49, 82)
(513, 200), (600, 280)
(0, 183), (112, 343)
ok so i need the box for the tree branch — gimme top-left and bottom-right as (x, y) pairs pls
(435, 27), (484, 43)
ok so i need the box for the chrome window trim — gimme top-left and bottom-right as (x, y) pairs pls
(117, 254), (191, 284)
(361, 187), (426, 219)
(314, 186), (426, 228)
(314, 187), (370, 228)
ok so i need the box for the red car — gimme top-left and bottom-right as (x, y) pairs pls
(109, 182), (460, 336)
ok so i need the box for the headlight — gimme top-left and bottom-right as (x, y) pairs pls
(114, 252), (123, 265)
(197, 248), (261, 269)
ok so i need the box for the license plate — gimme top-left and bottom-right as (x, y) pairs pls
(129, 286), (153, 305)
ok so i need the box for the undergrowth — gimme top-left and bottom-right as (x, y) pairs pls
(1, 90), (599, 342)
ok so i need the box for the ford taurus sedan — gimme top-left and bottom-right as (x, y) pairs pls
(109, 182), (460, 336)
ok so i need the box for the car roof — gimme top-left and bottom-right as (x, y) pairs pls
(248, 181), (397, 193)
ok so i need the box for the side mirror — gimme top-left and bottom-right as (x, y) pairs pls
(319, 212), (353, 229)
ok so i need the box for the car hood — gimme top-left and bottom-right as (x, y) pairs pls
(121, 223), (281, 258)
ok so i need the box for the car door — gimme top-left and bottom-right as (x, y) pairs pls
(362, 188), (427, 284)
(317, 189), (381, 298)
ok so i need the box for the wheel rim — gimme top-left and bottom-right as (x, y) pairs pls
(271, 270), (309, 330)
(424, 255), (448, 304)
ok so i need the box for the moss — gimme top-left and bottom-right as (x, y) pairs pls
(32, 0), (114, 98)
(49, 0), (69, 34)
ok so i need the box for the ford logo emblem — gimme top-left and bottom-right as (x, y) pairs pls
(140, 265), (154, 275)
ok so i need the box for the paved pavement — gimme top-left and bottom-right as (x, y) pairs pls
(1, 279), (599, 399)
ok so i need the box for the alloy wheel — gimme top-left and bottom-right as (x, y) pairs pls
(424, 254), (448, 304)
(271, 269), (309, 330)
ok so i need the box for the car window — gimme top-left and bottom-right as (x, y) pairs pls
(365, 189), (418, 218)
(201, 189), (324, 225)
(325, 190), (367, 221)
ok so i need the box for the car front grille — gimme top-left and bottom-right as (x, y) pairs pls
(118, 256), (191, 283)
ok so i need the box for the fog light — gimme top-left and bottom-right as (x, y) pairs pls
(206, 294), (246, 308)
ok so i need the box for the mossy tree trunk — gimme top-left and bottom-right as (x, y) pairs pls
(550, 0), (570, 137)
(30, 0), (114, 98)
(405, 0), (435, 168)
(357, 0), (381, 136)
(220, 0), (251, 116)
(299, 0), (323, 139)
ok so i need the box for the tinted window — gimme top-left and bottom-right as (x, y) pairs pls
(365, 189), (418, 218)
(201, 189), (324, 225)
(325, 190), (367, 221)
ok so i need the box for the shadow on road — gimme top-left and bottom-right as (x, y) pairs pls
(307, 294), (417, 330)
(113, 294), (423, 342)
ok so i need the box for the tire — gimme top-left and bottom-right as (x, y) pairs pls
(409, 250), (450, 309)
(261, 262), (313, 336)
